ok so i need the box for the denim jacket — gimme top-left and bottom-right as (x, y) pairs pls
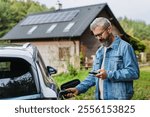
(76, 36), (139, 100)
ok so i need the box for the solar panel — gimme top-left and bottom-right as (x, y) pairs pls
(20, 10), (79, 26)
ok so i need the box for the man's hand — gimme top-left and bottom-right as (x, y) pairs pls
(95, 68), (107, 80)
(64, 88), (79, 98)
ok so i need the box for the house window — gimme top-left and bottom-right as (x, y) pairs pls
(63, 22), (75, 32)
(27, 25), (38, 34)
(46, 24), (57, 33)
(59, 47), (70, 61)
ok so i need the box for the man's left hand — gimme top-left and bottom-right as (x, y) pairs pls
(96, 69), (107, 80)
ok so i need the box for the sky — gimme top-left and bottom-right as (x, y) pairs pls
(33, 0), (150, 24)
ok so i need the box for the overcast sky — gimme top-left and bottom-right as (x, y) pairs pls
(33, 0), (150, 24)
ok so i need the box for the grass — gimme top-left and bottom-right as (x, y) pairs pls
(132, 66), (150, 100)
(54, 66), (150, 100)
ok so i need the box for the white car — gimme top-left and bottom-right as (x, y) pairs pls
(0, 43), (79, 100)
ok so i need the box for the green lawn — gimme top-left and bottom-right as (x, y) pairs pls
(132, 66), (150, 100)
(54, 66), (150, 100)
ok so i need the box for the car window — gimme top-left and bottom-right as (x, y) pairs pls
(0, 57), (37, 99)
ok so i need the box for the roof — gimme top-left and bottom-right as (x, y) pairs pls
(1, 3), (126, 40)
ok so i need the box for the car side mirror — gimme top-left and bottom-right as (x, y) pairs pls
(47, 66), (57, 75)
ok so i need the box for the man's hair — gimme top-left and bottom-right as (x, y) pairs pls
(90, 17), (111, 31)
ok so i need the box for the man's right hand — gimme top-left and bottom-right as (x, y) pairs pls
(65, 88), (79, 98)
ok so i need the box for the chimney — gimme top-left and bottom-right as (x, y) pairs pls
(56, 0), (62, 10)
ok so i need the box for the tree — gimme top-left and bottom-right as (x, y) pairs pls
(0, 0), (11, 36)
(119, 17), (150, 40)
(129, 36), (146, 53)
(118, 17), (149, 53)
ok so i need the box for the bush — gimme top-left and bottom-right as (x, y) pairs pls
(67, 64), (78, 76)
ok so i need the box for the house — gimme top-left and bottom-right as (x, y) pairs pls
(2, 3), (129, 73)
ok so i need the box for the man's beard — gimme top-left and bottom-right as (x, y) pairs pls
(100, 34), (112, 47)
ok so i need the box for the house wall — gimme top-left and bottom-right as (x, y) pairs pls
(80, 28), (99, 68)
(12, 39), (80, 73)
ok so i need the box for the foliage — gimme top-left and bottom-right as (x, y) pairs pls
(118, 17), (150, 53)
(67, 64), (78, 76)
(141, 40), (150, 53)
(119, 17), (150, 40)
(0, 0), (53, 38)
(129, 36), (146, 53)
(0, 0), (11, 36)
(79, 52), (85, 69)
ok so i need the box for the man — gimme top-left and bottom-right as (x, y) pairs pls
(66, 17), (139, 100)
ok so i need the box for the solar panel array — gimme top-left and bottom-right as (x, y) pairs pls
(20, 10), (79, 26)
